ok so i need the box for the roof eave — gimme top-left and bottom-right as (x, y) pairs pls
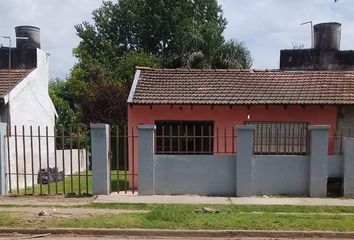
(127, 69), (141, 103)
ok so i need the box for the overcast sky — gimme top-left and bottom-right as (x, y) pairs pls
(1, 0), (354, 79)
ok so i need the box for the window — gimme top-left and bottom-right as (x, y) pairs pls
(246, 121), (309, 155)
(155, 121), (214, 154)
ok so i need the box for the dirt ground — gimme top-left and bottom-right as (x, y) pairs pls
(0, 206), (148, 225)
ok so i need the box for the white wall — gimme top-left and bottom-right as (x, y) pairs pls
(5, 48), (56, 128)
(3, 48), (60, 192)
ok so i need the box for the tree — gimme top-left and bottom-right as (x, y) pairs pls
(66, 0), (253, 125)
(49, 79), (79, 129)
(74, 0), (252, 71)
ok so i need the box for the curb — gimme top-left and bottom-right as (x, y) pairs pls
(1, 228), (354, 238)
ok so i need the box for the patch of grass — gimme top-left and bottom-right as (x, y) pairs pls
(15, 171), (129, 196)
(0, 213), (17, 226)
(2, 204), (354, 231)
(52, 205), (354, 231)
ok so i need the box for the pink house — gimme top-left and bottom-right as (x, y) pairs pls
(127, 67), (354, 188)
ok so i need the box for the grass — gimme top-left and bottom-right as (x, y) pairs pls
(14, 170), (131, 196)
(2, 203), (354, 231)
(47, 204), (354, 231)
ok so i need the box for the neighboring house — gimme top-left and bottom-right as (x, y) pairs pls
(0, 26), (58, 190)
(0, 26), (56, 129)
(127, 22), (354, 190)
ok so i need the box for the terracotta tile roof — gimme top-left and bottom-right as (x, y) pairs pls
(0, 69), (32, 97)
(129, 67), (354, 105)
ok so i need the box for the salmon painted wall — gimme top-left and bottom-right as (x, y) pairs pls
(127, 104), (338, 188)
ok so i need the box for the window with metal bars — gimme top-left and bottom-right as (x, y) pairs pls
(245, 121), (309, 155)
(155, 121), (214, 155)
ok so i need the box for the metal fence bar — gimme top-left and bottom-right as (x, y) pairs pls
(38, 126), (42, 195)
(69, 127), (73, 194)
(30, 126), (34, 194)
(54, 127), (58, 194)
(61, 128), (65, 195)
(85, 126), (89, 194)
(14, 126), (19, 194)
(77, 129), (81, 195)
(124, 125), (127, 193)
(131, 127), (135, 194)
(46, 126), (50, 195)
(116, 125), (120, 193)
(22, 126), (27, 195)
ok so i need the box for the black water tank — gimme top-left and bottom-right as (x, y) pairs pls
(314, 22), (341, 50)
(15, 26), (41, 49)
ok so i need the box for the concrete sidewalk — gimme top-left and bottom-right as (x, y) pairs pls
(95, 193), (354, 206)
(1, 194), (354, 206)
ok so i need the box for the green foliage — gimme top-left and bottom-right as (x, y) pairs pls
(49, 79), (79, 129)
(74, 0), (252, 71)
(62, 0), (253, 125)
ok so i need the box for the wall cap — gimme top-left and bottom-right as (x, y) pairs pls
(235, 125), (255, 130)
(308, 125), (331, 130)
(137, 124), (156, 130)
(90, 123), (109, 129)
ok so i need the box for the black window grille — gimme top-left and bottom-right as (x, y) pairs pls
(155, 121), (214, 154)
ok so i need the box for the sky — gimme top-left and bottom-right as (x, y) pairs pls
(1, 0), (354, 79)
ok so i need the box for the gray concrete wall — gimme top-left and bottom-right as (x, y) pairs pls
(328, 155), (343, 177)
(154, 155), (235, 196)
(343, 137), (354, 197)
(252, 155), (309, 196)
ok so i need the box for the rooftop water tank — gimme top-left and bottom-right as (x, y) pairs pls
(15, 26), (41, 49)
(314, 22), (341, 50)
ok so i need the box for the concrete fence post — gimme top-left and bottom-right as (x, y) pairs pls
(236, 125), (255, 197)
(90, 123), (110, 195)
(138, 124), (155, 195)
(343, 137), (354, 197)
(308, 125), (330, 197)
(0, 123), (7, 195)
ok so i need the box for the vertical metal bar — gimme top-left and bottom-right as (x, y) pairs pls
(77, 128), (81, 195)
(14, 126), (19, 194)
(6, 125), (12, 193)
(38, 126), (42, 195)
(216, 127), (219, 153)
(275, 127), (279, 155)
(131, 127), (135, 193)
(232, 126), (235, 154)
(116, 125), (120, 193)
(193, 125), (196, 154)
(224, 127), (227, 154)
(177, 125), (180, 154)
(54, 127), (58, 194)
(292, 125), (295, 155)
(85, 126), (89, 194)
(124, 125), (127, 193)
(208, 125), (212, 154)
(30, 126), (34, 194)
(169, 125), (173, 154)
(22, 126), (27, 195)
(260, 124), (263, 154)
(162, 125), (165, 154)
(339, 128), (343, 154)
(185, 125), (188, 154)
(268, 126), (271, 154)
(300, 125), (304, 154)
(61, 128), (65, 195)
(108, 125), (112, 194)
(201, 125), (204, 154)
(46, 126), (50, 195)
(70, 127), (73, 193)
(284, 125), (287, 154)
